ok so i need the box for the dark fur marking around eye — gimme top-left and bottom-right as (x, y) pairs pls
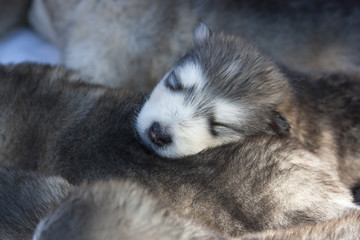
(208, 113), (247, 137)
(165, 72), (183, 91)
(209, 116), (219, 136)
(208, 115), (234, 137)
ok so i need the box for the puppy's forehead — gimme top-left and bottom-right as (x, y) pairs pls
(175, 62), (205, 88)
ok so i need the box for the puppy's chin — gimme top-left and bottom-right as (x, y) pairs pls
(151, 145), (185, 159)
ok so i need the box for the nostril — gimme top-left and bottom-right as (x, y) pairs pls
(158, 133), (172, 145)
(149, 122), (172, 147)
(151, 122), (161, 133)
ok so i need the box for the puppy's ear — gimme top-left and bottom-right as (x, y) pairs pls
(193, 21), (211, 45)
(267, 111), (290, 137)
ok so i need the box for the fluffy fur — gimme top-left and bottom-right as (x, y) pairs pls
(28, 0), (360, 92)
(32, 179), (360, 240)
(136, 22), (360, 189)
(242, 209), (360, 240)
(0, 63), (359, 237)
(0, 169), (357, 240)
(0, 166), (71, 240)
(33, 179), (222, 240)
(136, 23), (292, 158)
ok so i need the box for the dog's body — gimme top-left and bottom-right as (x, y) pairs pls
(32, 179), (360, 240)
(0, 166), (71, 240)
(29, 0), (360, 92)
(0, 168), (357, 240)
(33, 179), (222, 240)
(0, 64), (359, 237)
(136, 24), (360, 190)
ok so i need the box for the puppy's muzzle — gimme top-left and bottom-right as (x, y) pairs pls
(148, 122), (172, 147)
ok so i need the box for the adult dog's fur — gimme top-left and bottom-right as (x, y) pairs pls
(0, 166), (71, 240)
(0, 63), (359, 237)
(29, 0), (360, 92)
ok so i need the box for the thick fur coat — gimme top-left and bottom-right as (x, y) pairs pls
(0, 64), (359, 237)
(33, 179), (360, 240)
(136, 25), (360, 191)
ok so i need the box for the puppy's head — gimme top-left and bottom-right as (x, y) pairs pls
(136, 23), (291, 158)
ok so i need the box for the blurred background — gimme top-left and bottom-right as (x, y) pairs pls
(0, 0), (60, 64)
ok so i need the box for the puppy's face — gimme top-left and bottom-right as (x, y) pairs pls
(136, 61), (248, 158)
(136, 24), (290, 158)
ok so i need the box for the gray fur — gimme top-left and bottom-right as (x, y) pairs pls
(0, 166), (71, 240)
(193, 21), (211, 46)
(32, 179), (360, 240)
(0, 63), (359, 237)
(242, 209), (360, 240)
(33, 179), (223, 240)
(28, 0), (360, 92)
(137, 25), (360, 189)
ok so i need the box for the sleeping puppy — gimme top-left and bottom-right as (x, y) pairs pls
(0, 166), (71, 240)
(0, 63), (359, 237)
(136, 23), (360, 191)
(28, 0), (360, 91)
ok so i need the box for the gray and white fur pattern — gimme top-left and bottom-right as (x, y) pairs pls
(136, 23), (291, 158)
(136, 21), (360, 201)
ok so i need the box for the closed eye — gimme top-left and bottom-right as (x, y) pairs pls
(165, 72), (183, 91)
(209, 116), (242, 137)
(209, 116), (226, 136)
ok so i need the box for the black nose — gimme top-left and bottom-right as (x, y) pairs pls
(148, 122), (172, 147)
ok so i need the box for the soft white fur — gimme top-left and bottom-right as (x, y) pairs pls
(136, 62), (245, 158)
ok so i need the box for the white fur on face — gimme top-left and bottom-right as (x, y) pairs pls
(177, 63), (205, 89)
(136, 62), (246, 158)
(213, 99), (247, 128)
